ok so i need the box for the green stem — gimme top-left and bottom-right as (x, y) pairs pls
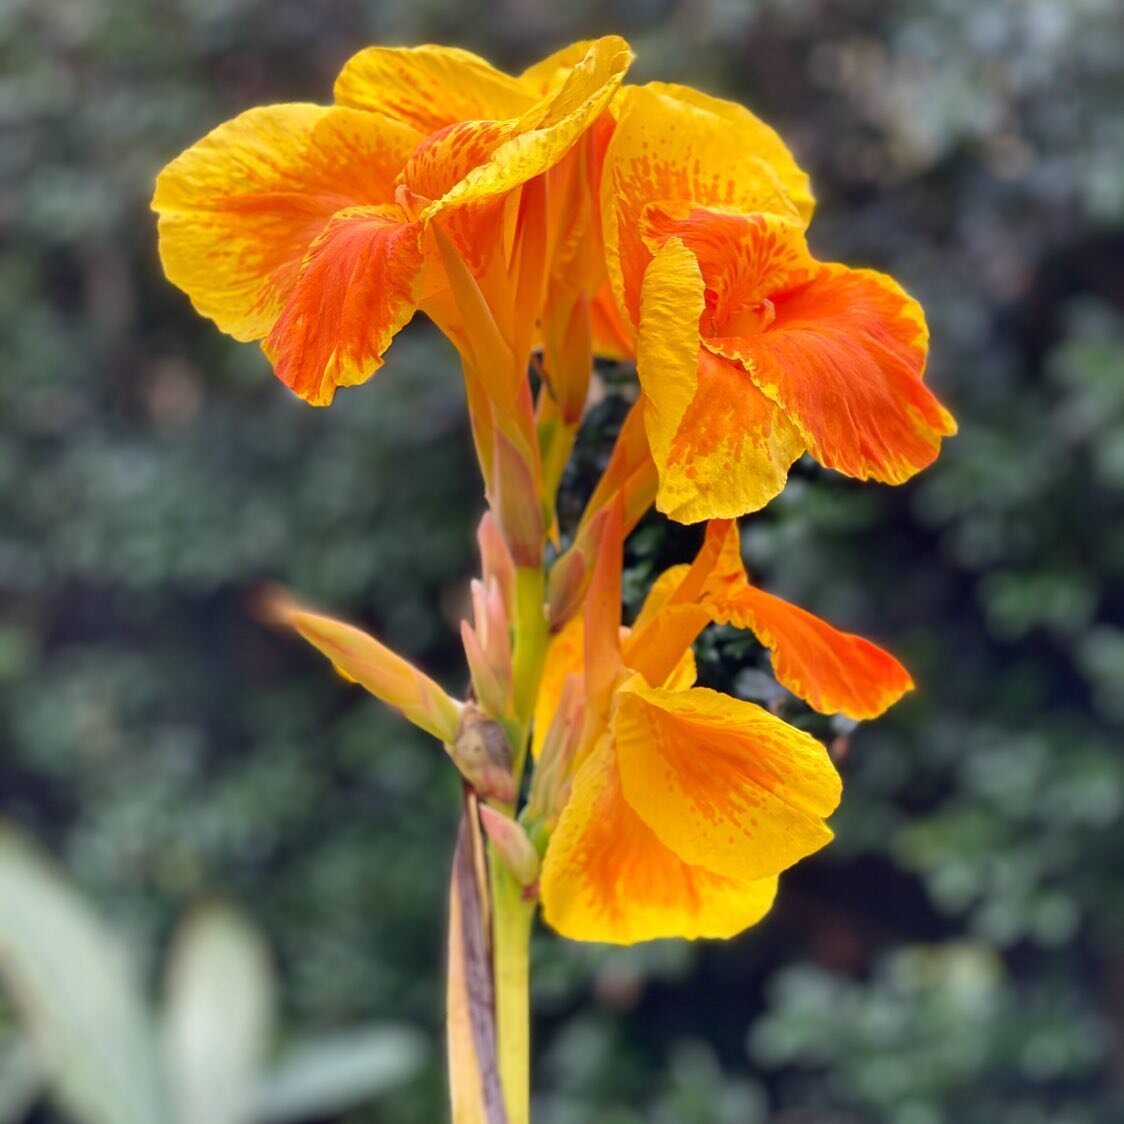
(510, 564), (548, 785)
(489, 852), (534, 1124)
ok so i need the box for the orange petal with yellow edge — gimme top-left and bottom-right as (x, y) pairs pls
(152, 104), (420, 342)
(263, 206), (422, 406)
(333, 44), (532, 132)
(612, 677), (841, 882)
(601, 83), (808, 327)
(708, 261), (956, 485)
(699, 521), (914, 719)
(637, 238), (804, 524)
(540, 739), (778, 944)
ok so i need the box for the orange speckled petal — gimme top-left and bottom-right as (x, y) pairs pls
(636, 239), (804, 522)
(612, 678), (841, 882)
(263, 206), (422, 406)
(601, 83), (807, 327)
(708, 263), (957, 484)
(152, 104), (420, 342)
(700, 522), (914, 719)
(540, 739), (778, 944)
(333, 44), (533, 131)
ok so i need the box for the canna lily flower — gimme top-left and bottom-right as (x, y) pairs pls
(600, 84), (957, 523)
(533, 511), (911, 943)
(152, 37), (632, 411)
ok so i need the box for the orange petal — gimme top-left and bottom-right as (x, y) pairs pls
(152, 104), (420, 342)
(265, 590), (462, 744)
(590, 278), (635, 360)
(699, 521), (914, 719)
(540, 739), (778, 944)
(612, 678), (841, 881)
(532, 615), (585, 760)
(582, 501), (624, 727)
(640, 206), (815, 336)
(637, 238), (804, 522)
(601, 83), (809, 328)
(621, 564), (709, 691)
(263, 206), (423, 405)
(333, 44), (532, 131)
(708, 259), (957, 484)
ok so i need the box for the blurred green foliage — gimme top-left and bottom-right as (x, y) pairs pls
(1, 0), (1122, 1120)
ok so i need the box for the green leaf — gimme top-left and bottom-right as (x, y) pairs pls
(0, 1038), (41, 1124)
(256, 1026), (427, 1123)
(0, 826), (169, 1124)
(162, 904), (274, 1124)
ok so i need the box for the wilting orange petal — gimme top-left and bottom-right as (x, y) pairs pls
(699, 521), (914, 719)
(708, 260), (956, 484)
(612, 677), (841, 881)
(153, 104), (420, 342)
(333, 44), (532, 132)
(601, 83), (809, 328)
(637, 238), (804, 523)
(265, 590), (462, 744)
(540, 739), (778, 943)
(262, 206), (422, 405)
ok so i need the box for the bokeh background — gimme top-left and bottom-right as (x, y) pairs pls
(3, 0), (1124, 1121)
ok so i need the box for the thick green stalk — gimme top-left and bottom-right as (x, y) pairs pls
(489, 852), (535, 1124)
(510, 564), (548, 785)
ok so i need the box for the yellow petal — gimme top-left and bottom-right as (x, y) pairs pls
(637, 239), (805, 524)
(601, 82), (808, 328)
(334, 44), (532, 131)
(152, 104), (420, 341)
(421, 36), (631, 216)
(540, 740), (778, 944)
(612, 678), (841, 881)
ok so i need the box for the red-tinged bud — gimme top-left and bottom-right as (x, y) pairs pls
(477, 512), (516, 618)
(547, 547), (587, 632)
(478, 805), (540, 888)
(461, 620), (508, 719)
(491, 428), (544, 568)
(547, 504), (615, 631)
(449, 703), (516, 806)
(526, 676), (583, 823)
(260, 586), (462, 744)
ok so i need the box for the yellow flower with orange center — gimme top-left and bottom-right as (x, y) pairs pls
(600, 83), (958, 522)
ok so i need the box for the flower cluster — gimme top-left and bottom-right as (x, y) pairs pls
(153, 37), (954, 946)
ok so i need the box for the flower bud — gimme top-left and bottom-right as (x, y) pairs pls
(492, 428), (544, 568)
(477, 511), (515, 618)
(478, 805), (540, 888)
(449, 704), (516, 806)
